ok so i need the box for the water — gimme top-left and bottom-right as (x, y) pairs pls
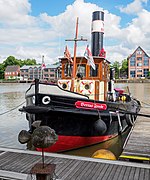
(0, 83), (29, 149)
(0, 83), (149, 158)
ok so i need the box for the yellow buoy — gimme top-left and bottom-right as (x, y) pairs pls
(121, 96), (126, 101)
(92, 149), (116, 160)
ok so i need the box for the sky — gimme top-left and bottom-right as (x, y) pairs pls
(0, 0), (150, 64)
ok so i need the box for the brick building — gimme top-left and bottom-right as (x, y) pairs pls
(4, 65), (20, 80)
(128, 46), (150, 79)
(20, 64), (60, 81)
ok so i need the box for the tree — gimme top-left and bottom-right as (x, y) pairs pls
(111, 59), (128, 79)
(3, 56), (19, 68)
(121, 59), (128, 78)
(22, 59), (36, 66)
(111, 61), (120, 79)
(0, 63), (4, 79)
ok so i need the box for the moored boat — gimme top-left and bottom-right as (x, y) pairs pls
(18, 11), (141, 153)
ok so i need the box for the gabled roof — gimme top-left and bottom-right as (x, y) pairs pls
(5, 65), (20, 72)
(128, 46), (150, 59)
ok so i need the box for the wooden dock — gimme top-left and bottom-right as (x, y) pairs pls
(120, 107), (150, 163)
(0, 147), (150, 180)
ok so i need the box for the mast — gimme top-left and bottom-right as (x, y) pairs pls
(66, 17), (87, 91)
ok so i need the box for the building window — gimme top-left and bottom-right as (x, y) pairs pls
(50, 74), (54, 77)
(136, 50), (142, 55)
(50, 69), (54, 72)
(137, 62), (142, 67)
(144, 56), (149, 66)
(144, 69), (149, 77)
(137, 69), (142, 72)
(130, 70), (135, 77)
(130, 57), (135, 66)
(137, 57), (142, 61)
(44, 69), (48, 72)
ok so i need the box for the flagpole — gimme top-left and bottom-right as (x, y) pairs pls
(65, 17), (87, 92)
(41, 55), (44, 80)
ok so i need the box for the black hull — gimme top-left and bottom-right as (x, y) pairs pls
(19, 83), (141, 152)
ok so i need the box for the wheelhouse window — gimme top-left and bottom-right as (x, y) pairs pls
(77, 64), (86, 77)
(64, 62), (72, 77)
(89, 64), (98, 77)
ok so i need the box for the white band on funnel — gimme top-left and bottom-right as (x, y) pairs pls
(91, 20), (104, 33)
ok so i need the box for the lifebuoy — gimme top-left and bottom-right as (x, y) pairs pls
(80, 81), (94, 95)
(58, 80), (71, 90)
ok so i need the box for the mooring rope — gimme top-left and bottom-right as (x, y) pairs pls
(0, 101), (25, 116)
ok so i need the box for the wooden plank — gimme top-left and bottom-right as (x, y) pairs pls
(94, 163), (110, 180)
(144, 168), (150, 180)
(100, 164), (114, 180)
(123, 166), (132, 180)
(133, 167), (140, 180)
(0, 148), (150, 180)
(91, 163), (106, 180)
(87, 162), (104, 180)
(58, 159), (84, 179)
(75, 161), (94, 180)
(109, 165), (123, 180)
(121, 108), (150, 161)
(128, 167), (136, 180)
(117, 166), (127, 180)
(58, 160), (81, 180)
(83, 162), (99, 180)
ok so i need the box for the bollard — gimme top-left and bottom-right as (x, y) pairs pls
(31, 163), (56, 180)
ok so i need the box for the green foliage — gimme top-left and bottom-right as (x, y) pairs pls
(111, 59), (128, 79)
(0, 63), (4, 79)
(3, 56), (19, 68)
(0, 56), (37, 79)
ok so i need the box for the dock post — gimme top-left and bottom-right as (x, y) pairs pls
(31, 163), (56, 180)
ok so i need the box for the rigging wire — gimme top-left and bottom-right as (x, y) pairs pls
(0, 101), (25, 116)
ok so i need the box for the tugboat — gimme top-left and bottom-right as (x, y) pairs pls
(19, 11), (141, 152)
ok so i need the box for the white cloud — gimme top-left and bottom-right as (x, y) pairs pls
(0, 0), (36, 27)
(0, 0), (150, 65)
(119, 0), (148, 15)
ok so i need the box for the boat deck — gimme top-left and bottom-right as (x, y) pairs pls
(0, 147), (150, 180)
(120, 107), (150, 163)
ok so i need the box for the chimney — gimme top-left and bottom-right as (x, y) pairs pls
(91, 11), (104, 56)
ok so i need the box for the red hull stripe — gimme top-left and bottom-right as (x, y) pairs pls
(36, 134), (116, 153)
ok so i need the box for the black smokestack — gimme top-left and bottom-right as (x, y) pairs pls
(91, 11), (104, 56)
